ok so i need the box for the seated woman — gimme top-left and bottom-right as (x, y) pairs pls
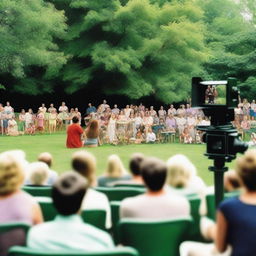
(27, 162), (49, 186)
(0, 150), (43, 256)
(71, 150), (111, 229)
(97, 154), (131, 187)
(166, 154), (206, 195)
(180, 149), (256, 256)
(7, 116), (19, 136)
(84, 119), (99, 147)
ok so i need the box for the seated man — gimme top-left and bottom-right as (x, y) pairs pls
(27, 172), (114, 250)
(120, 157), (190, 218)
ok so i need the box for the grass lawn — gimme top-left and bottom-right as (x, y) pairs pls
(0, 132), (237, 185)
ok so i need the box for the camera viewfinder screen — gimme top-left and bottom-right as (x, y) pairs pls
(203, 84), (227, 105)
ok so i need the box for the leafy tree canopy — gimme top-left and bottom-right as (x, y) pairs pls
(0, 0), (67, 94)
(55, 0), (208, 103)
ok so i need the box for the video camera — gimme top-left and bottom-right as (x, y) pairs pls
(192, 77), (248, 206)
(192, 77), (248, 162)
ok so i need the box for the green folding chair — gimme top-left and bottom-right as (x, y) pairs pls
(81, 209), (107, 230)
(8, 246), (139, 256)
(113, 184), (145, 189)
(36, 197), (58, 222)
(186, 194), (202, 241)
(0, 223), (30, 256)
(94, 187), (145, 202)
(118, 217), (192, 256)
(22, 186), (52, 197)
(206, 190), (240, 220)
(36, 197), (107, 230)
(110, 201), (121, 244)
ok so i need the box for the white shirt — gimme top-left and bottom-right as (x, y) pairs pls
(121, 192), (190, 219)
(146, 132), (156, 143)
(25, 113), (33, 123)
(82, 188), (111, 229)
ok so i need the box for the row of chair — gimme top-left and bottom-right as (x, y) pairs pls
(2, 217), (192, 256)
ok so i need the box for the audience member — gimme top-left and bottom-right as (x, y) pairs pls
(180, 149), (256, 256)
(66, 116), (84, 148)
(71, 151), (111, 229)
(166, 154), (206, 195)
(120, 157), (190, 218)
(27, 162), (49, 186)
(84, 119), (99, 147)
(37, 152), (58, 185)
(0, 151), (43, 256)
(98, 154), (131, 187)
(113, 153), (145, 186)
(27, 171), (114, 250)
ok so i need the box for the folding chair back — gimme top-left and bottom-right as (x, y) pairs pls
(94, 187), (145, 202)
(118, 217), (192, 256)
(8, 246), (139, 256)
(23, 186), (52, 197)
(0, 223), (30, 256)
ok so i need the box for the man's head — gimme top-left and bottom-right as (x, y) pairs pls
(38, 152), (53, 168)
(141, 157), (167, 192)
(71, 151), (96, 186)
(72, 116), (79, 124)
(52, 171), (88, 216)
(129, 153), (145, 176)
(88, 103), (92, 107)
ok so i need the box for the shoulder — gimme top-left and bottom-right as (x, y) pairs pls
(218, 197), (240, 216)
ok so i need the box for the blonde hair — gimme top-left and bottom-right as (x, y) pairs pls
(0, 150), (26, 195)
(106, 154), (126, 178)
(28, 162), (49, 185)
(235, 149), (256, 191)
(166, 154), (196, 188)
(71, 151), (96, 186)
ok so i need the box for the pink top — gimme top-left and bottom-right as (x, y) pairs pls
(0, 191), (36, 224)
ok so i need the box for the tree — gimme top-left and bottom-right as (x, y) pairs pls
(0, 0), (67, 94)
(199, 0), (256, 100)
(54, 0), (208, 102)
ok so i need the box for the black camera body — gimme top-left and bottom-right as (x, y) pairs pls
(192, 77), (248, 161)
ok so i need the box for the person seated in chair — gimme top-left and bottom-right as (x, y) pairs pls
(27, 172), (114, 251)
(120, 157), (190, 219)
(113, 153), (145, 186)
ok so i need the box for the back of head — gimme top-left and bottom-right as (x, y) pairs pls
(28, 162), (49, 186)
(106, 154), (126, 178)
(166, 154), (196, 188)
(0, 150), (26, 196)
(129, 153), (144, 176)
(72, 150), (96, 186)
(72, 116), (79, 124)
(236, 149), (256, 192)
(38, 152), (53, 168)
(52, 171), (88, 216)
(141, 157), (167, 191)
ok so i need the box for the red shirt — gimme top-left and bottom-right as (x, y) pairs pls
(66, 123), (84, 148)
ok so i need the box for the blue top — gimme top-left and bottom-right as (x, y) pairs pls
(219, 197), (256, 256)
(86, 106), (97, 114)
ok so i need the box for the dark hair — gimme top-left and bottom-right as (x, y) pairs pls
(236, 150), (256, 191)
(141, 157), (167, 191)
(86, 120), (99, 138)
(72, 116), (79, 124)
(52, 172), (88, 215)
(129, 153), (144, 176)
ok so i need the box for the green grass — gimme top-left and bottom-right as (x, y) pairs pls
(0, 132), (237, 185)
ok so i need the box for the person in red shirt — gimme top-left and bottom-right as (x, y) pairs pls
(66, 116), (84, 148)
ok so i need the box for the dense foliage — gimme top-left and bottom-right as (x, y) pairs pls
(0, 0), (255, 102)
(0, 0), (67, 94)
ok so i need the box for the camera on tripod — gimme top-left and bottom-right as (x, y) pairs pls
(192, 77), (248, 162)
